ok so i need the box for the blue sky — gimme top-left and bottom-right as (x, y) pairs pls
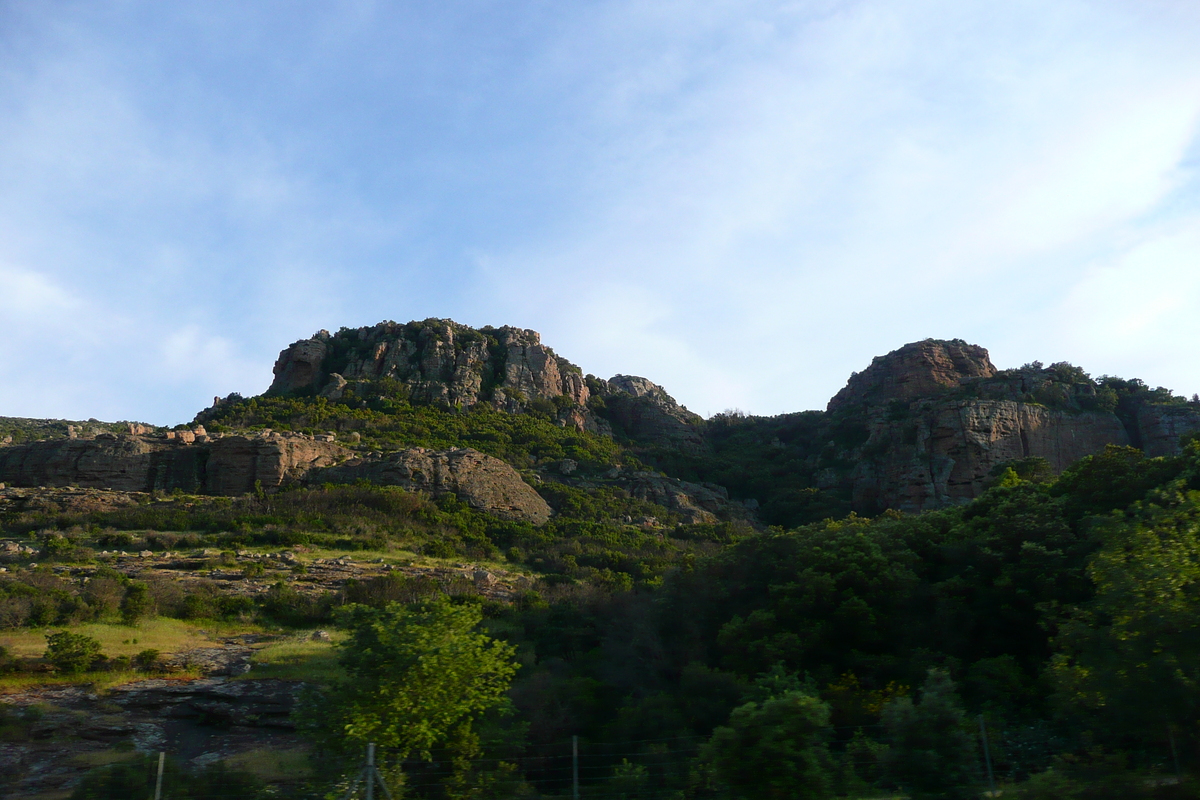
(2, 0), (1200, 424)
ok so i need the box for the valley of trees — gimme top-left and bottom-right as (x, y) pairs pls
(5, 364), (1200, 798)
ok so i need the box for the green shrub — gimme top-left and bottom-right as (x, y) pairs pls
(44, 630), (103, 674)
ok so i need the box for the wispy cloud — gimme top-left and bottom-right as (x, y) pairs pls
(1, 0), (1199, 421)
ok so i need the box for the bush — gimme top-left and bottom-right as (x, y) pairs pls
(133, 649), (160, 670)
(882, 669), (978, 800)
(44, 631), (103, 674)
(702, 691), (834, 799)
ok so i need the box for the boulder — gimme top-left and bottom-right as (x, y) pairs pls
(313, 447), (552, 524)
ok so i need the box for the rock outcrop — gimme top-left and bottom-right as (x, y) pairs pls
(313, 447), (552, 524)
(601, 375), (707, 455)
(817, 340), (1200, 512)
(1136, 405), (1200, 457)
(620, 471), (731, 524)
(0, 431), (349, 495)
(836, 400), (1132, 512)
(267, 320), (596, 429)
(828, 339), (996, 413)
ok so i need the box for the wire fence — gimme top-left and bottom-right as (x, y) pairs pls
(64, 719), (1193, 799)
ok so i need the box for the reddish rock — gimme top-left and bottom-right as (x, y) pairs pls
(840, 400), (1131, 512)
(828, 339), (996, 413)
(204, 434), (350, 495)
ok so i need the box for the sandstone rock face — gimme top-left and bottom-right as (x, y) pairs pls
(603, 375), (707, 455)
(0, 436), (172, 493)
(267, 320), (592, 426)
(269, 332), (329, 395)
(828, 339), (996, 413)
(0, 433), (349, 495)
(313, 447), (552, 524)
(837, 400), (1131, 512)
(205, 434), (350, 495)
(1136, 405), (1200, 457)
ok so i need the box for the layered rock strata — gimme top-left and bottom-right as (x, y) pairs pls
(0, 431), (347, 495)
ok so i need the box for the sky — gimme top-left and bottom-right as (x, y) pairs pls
(2, 0), (1200, 424)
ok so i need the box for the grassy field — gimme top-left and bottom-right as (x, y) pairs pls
(0, 617), (260, 660)
(242, 632), (344, 682)
(222, 747), (313, 781)
(0, 667), (204, 693)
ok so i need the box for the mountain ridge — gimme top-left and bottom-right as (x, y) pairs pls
(3, 321), (1199, 525)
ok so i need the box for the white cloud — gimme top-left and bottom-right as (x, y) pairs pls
(3, 0), (1200, 422)
(0, 263), (79, 322)
(475, 0), (1200, 414)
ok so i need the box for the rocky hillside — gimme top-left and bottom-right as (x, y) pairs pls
(2, 323), (1198, 523)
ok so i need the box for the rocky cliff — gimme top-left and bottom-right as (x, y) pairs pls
(818, 340), (1200, 512)
(0, 433), (553, 523)
(827, 339), (996, 413)
(313, 447), (553, 523)
(268, 319), (597, 430)
(0, 430), (349, 495)
(600, 375), (708, 455)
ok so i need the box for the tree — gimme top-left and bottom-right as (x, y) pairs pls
(303, 599), (519, 761)
(1050, 490), (1200, 733)
(119, 582), (152, 625)
(882, 669), (977, 800)
(44, 631), (103, 674)
(701, 690), (834, 800)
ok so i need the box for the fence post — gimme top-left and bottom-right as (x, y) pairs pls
(1168, 724), (1182, 783)
(153, 751), (165, 800)
(366, 743), (375, 800)
(978, 715), (995, 797)
(573, 735), (580, 800)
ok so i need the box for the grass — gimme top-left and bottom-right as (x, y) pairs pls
(0, 668), (204, 693)
(294, 543), (532, 579)
(242, 633), (344, 682)
(222, 747), (313, 782)
(69, 748), (143, 768)
(0, 617), (260, 660)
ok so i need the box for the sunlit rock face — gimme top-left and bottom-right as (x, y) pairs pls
(267, 320), (595, 429)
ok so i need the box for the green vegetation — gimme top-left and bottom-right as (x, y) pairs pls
(301, 600), (518, 761)
(202, 388), (630, 471)
(0, 416), (154, 445)
(69, 754), (265, 799)
(43, 630), (103, 673)
(6, 351), (1200, 797)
